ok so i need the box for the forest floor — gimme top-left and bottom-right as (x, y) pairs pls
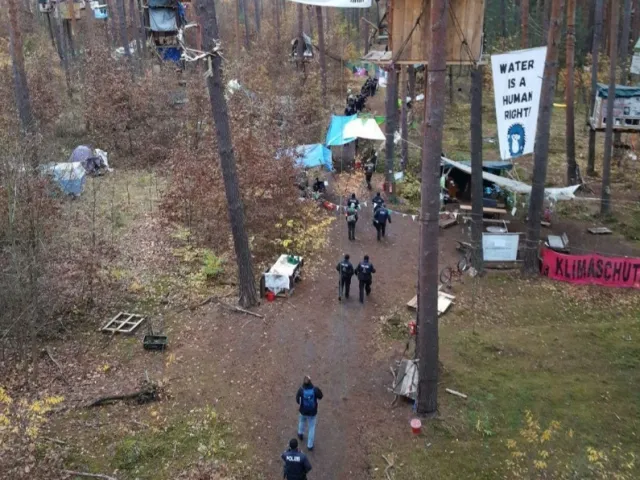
(5, 79), (640, 479)
(35, 165), (640, 480)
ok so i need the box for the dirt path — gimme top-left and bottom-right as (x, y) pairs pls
(168, 188), (460, 479)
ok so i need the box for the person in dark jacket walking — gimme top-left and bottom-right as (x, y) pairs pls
(364, 156), (376, 190)
(296, 376), (323, 450)
(372, 192), (384, 211)
(355, 255), (376, 303)
(347, 193), (360, 210)
(336, 254), (354, 300)
(282, 438), (312, 479)
(373, 205), (392, 241)
(345, 205), (358, 240)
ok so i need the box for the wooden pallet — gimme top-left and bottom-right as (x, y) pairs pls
(407, 290), (455, 315)
(102, 313), (145, 334)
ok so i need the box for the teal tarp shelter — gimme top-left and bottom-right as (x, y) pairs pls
(326, 114), (357, 146)
(279, 144), (333, 171)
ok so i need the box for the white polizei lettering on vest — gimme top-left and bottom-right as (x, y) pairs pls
(286, 455), (301, 462)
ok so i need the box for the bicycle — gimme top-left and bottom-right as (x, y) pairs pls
(439, 241), (473, 288)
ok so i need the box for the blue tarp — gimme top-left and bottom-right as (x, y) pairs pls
(42, 163), (86, 196)
(325, 114), (357, 146)
(279, 144), (333, 171)
(159, 47), (182, 62)
(148, 0), (178, 7)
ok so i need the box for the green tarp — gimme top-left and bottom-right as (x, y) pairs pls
(596, 83), (640, 99)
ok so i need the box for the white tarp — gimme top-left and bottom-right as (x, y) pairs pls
(631, 38), (640, 75)
(343, 117), (386, 141)
(491, 47), (547, 160)
(288, 0), (372, 8)
(264, 255), (302, 292)
(442, 157), (580, 201)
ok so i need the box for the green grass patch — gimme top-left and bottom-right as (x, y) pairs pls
(64, 407), (249, 480)
(372, 276), (640, 479)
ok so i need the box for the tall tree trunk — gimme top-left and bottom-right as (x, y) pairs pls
(400, 66), (409, 171)
(470, 65), (484, 273)
(587, 0), (604, 175)
(614, 0), (632, 165)
(408, 65), (416, 128)
(130, 0), (142, 59)
(197, 0), (258, 308)
(521, 0), (529, 48)
(116, 0), (131, 58)
(416, 0), (447, 417)
(297, 3), (304, 58)
(566, 0), (578, 185)
(275, 0), (281, 45)
(307, 5), (314, 39)
(242, 0), (250, 50)
(364, 6), (370, 55)
(499, 0), (506, 40)
(7, 0), (35, 139)
(316, 6), (327, 102)
(543, 0), (551, 42)
(236, 0), (242, 55)
(253, 0), (261, 35)
(601, 0), (619, 215)
(384, 67), (399, 194)
(522, 0), (565, 274)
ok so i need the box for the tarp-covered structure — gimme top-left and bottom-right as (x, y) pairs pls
(596, 83), (640, 99)
(442, 157), (580, 201)
(279, 144), (333, 171)
(326, 114), (357, 146)
(41, 163), (86, 196)
(326, 114), (386, 145)
(343, 117), (386, 141)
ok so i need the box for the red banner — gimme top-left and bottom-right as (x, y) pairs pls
(541, 248), (640, 289)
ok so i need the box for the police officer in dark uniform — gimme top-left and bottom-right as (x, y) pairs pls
(281, 438), (312, 480)
(336, 254), (355, 300)
(373, 204), (392, 241)
(372, 192), (384, 211)
(355, 255), (376, 304)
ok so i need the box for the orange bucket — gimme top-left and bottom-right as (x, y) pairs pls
(265, 291), (276, 302)
(410, 418), (422, 435)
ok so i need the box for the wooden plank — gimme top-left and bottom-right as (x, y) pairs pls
(407, 295), (417, 309)
(588, 227), (613, 234)
(439, 217), (457, 229)
(459, 205), (507, 215)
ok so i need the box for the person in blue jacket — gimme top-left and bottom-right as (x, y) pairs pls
(281, 438), (312, 479)
(355, 255), (376, 303)
(296, 376), (323, 451)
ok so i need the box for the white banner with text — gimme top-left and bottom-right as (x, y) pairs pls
(491, 47), (547, 160)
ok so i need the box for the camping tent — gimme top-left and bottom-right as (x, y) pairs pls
(343, 117), (386, 141)
(42, 162), (86, 196)
(326, 114), (357, 146)
(280, 144), (333, 171)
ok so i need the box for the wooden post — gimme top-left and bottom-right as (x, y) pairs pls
(601, 0), (619, 215)
(417, 0), (448, 417)
(400, 66), (409, 171)
(470, 65), (484, 272)
(587, 0), (604, 175)
(522, 0), (565, 274)
(566, 0), (578, 185)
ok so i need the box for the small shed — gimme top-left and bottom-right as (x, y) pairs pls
(590, 84), (640, 131)
(363, 0), (485, 65)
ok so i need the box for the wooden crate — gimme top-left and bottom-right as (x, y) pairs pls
(387, 0), (485, 64)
